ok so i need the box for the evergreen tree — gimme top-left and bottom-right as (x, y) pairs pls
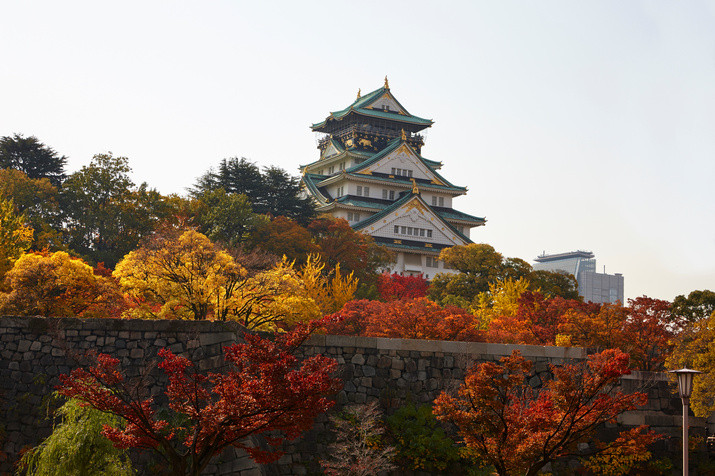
(192, 158), (315, 224)
(0, 134), (67, 186)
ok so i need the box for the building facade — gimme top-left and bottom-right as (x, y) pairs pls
(533, 250), (624, 304)
(301, 79), (485, 278)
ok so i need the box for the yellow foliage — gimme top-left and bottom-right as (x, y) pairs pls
(114, 230), (245, 321)
(0, 198), (33, 278)
(472, 277), (530, 329)
(0, 251), (122, 317)
(253, 255), (358, 330)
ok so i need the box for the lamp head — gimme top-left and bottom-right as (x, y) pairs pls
(669, 368), (702, 399)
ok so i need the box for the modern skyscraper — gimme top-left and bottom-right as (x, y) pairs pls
(533, 250), (624, 303)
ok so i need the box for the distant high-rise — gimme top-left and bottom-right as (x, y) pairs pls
(533, 250), (624, 304)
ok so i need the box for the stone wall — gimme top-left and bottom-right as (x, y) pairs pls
(0, 317), (700, 475)
(0, 316), (263, 476)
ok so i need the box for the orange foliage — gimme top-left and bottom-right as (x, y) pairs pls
(486, 291), (598, 345)
(324, 298), (483, 342)
(434, 349), (660, 476)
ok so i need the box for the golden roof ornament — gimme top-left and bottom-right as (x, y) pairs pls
(411, 178), (419, 194)
(401, 129), (407, 141)
(384, 76), (389, 89)
(356, 88), (361, 99)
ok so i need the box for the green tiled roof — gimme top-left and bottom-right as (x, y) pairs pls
(353, 193), (473, 244)
(311, 87), (433, 130)
(344, 138), (465, 191)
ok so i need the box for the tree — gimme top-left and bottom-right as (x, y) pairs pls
(0, 251), (125, 318)
(57, 323), (341, 476)
(473, 278), (531, 329)
(671, 289), (715, 323)
(259, 165), (316, 224)
(377, 273), (428, 301)
(528, 269), (580, 300)
(61, 153), (170, 267)
(324, 298), (483, 342)
(18, 398), (134, 476)
(308, 217), (392, 296)
(0, 134), (66, 186)
(666, 308), (715, 417)
(321, 401), (396, 476)
(193, 189), (257, 247)
(0, 198), (33, 278)
(433, 349), (660, 476)
(429, 244), (518, 306)
(114, 229), (245, 321)
(248, 215), (319, 263)
(0, 169), (63, 250)
(485, 291), (596, 346)
(192, 158), (315, 224)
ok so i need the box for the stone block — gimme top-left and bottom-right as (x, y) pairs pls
(350, 354), (365, 365)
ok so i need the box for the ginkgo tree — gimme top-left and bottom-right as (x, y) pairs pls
(114, 230), (357, 330)
(434, 349), (661, 476)
(57, 320), (342, 476)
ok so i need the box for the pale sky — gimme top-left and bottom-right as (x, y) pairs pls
(2, 1), (714, 301)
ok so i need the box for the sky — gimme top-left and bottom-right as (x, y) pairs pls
(1, 1), (714, 301)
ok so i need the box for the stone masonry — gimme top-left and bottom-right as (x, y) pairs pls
(0, 316), (702, 475)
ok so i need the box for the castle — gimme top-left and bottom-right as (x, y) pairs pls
(301, 79), (484, 278)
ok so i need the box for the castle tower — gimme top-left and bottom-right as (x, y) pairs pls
(301, 80), (485, 278)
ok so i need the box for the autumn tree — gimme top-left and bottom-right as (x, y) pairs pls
(115, 230), (339, 330)
(308, 217), (392, 296)
(434, 349), (660, 476)
(0, 133), (67, 186)
(486, 291), (597, 346)
(57, 322), (341, 476)
(472, 277), (531, 329)
(0, 251), (125, 318)
(324, 298), (483, 342)
(377, 273), (428, 301)
(666, 307), (715, 417)
(0, 169), (63, 250)
(114, 229), (246, 321)
(0, 198), (33, 278)
(248, 215), (319, 263)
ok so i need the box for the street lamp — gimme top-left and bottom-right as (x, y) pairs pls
(670, 368), (702, 475)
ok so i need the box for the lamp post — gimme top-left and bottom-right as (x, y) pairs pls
(670, 368), (702, 475)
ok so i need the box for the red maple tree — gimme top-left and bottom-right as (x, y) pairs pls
(434, 349), (660, 476)
(323, 298), (483, 342)
(57, 322), (341, 476)
(377, 273), (428, 301)
(486, 291), (598, 345)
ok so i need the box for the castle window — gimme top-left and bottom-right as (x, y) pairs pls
(382, 189), (388, 199)
(407, 170), (413, 177)
(357, 186), (363, 196)
(347, 212), (361, 222)
(431, 196), (437, 206)
(427, 230), (432, 238)
(426, 256), (438, 268)
(439, 197), (444, 207)
(394, 225), (399, 234)
(389, 190), (395, 200)
(363, 186), (369, 197)
(328, 166), (335, 174)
